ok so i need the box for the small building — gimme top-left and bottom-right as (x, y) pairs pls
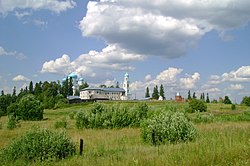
(175, 92), (184, 102)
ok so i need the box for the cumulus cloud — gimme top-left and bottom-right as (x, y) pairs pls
(180, 72), (200, 89)
(154, 67), (183, 85)
(0, 0), (76, 16)
(12, 75), (30, 82)
(227, 84), (244, 90)
(41, 44), (144, 77)
(79, 0), (250, 58)
(0, 46), (26, 60)
(222, 66), (250, 82)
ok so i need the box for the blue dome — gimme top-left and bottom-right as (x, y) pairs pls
(68, 72), (78, 79)
(125, 72), (129, 77)
(79, 78), (84, 81)
(62, 77), (67, 82)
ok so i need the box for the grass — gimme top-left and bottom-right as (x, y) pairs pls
(0, 102), (250, 165)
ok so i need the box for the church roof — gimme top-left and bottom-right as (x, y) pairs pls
(82, 87), (125, 92)
(68, 72), (78, 79)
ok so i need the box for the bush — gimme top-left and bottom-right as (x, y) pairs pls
(231, 104), (236, 110)
(76, 103), (149, 129)
(17, 94), (44, 121)
(54, 117), (68, 129)
(141, 111), (197, 145)
(69, 112), (75, 119)
(0, 127), (76, 163)
(7, 114), (19, 129)
(188, 99), (207, 113)
(241, 96), (250, 106)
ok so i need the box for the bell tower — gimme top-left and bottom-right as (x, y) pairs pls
(123, 72), (130, 99)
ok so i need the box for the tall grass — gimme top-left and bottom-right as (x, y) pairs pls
(0, 102), (250, 165)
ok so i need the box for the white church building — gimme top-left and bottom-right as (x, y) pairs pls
(80, 72), (131, 101)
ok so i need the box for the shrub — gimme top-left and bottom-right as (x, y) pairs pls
(6, 114), (19, 129)
(231, 104), (236, 110)
(188, 99), (207, 113)
(18, 94), (43, 121)
(54, 117), (68, 129)
(0, 127), (76, 163)
(141, 111), (197, 145)
(69, 112), (75, 119)
(76, 103), (149, 129)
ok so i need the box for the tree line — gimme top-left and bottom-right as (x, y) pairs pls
(0, 79), (89, 117)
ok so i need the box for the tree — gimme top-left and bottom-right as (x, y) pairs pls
(34, 82), (42, 96)
(17, 94), (43, 120)
(1, 90), (4, 96)
(145, 87), (150, 98)
(29, 81), (34, 94)
(99, 84), (107, 88)
(223, 96), (232, 104)
(193, 92), (196, 99)
(79, 82), (89, 90)
(12, 86), (17, 103)
(152, 85), (159, 100)
(116, 81), (120, 88)
(206, 93), (210, 103)
(188, 90), (192, 100)
(159, 84), (165, 100)
(241, 96), (250, 106)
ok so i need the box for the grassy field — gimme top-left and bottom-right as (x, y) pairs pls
(0, 101), (250, 165)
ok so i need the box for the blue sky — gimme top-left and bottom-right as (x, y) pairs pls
(0, 0), (250, 102)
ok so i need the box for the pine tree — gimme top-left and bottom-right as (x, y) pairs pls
(68, 77), (73, 96)
(1, 90), (4, 96)
(188, 90), (192, 100)
(29, 81), (34, 94)
(159, 84), (165, 100)
(116, 81), (120, 88)
(193, 92), (196, 99)
(152, 85), (159, 100)
(145, 87), (150, 98)
(206, 93), (210, 103)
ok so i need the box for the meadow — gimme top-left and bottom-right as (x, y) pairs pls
(0, 101), (250, 165)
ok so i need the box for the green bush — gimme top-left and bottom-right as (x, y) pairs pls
(0, 127), (76, 163)
(54, 117), (68, 129)
(17, 94), (43, 121)
(231, 104), (236, 110)
(141, 111), (197, 145)
(76, 103), (149, 129)
(188, 99), (207, 113)
(7, 114), (19, 129)
(69, 112), (75, 119)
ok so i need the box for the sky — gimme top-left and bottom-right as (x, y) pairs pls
(0, 0), (250, 103)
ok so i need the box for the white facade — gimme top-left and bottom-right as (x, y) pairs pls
(80, 72), (131, 101)
(80, 88), (125, 100)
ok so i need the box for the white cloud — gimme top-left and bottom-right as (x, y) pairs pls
(12, 75), (30, 82)
(79, 0), (250, 58)
(41, 44), (144, 78)
(154, 67), (183, 85)
(41, 54), (73, 75)
(15, 11), (32, 19)
(180, 72), (200, 89)
(0, 46), (26, 60)
(227, 84), (244, 90)
(222, 66), (250, 82)
(144, 74), (152, 82)
(33, 19), (48, 27)
(0, 0), (76, 15)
